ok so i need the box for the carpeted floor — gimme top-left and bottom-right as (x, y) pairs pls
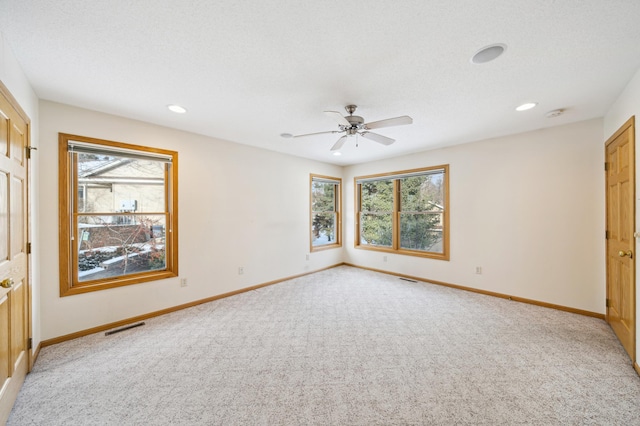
(9, 266), (640, 425)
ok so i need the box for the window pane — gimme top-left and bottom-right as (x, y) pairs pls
(61, 134), (178, 296)
(400, 212), (443, 252)
(77, 152), (166, 213)
(78, 214), (167, 282)
(360, 213), (393, 247)
(400, 174), (444, 212)
(311, 181), (335, 212)
(310, 175), (341, 251)
(361, 180), (393, 212)
(312, 212), (336, 246)
(356, 165), (448, 259)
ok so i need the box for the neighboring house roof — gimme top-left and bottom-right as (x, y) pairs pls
(77, 158), (163, 186)
(79, 158), (132, 178)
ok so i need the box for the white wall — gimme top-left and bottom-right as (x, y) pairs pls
(39, 105), (608, 341)
(604, 66), (640, 363)
(0, 31), (41, 350)
(39, 101), (342, 340)
(344, 119), (605, 314)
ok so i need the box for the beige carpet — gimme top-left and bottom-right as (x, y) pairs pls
(9, 266), (640, 425)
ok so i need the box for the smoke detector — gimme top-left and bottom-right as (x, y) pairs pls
(545, 109), (564, 118)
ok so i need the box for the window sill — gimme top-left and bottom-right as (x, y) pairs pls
(354, 244), (449, 261)
(60, 270), (178, 297)
(310, 243), (342, 253)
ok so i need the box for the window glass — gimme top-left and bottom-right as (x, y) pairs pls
(310, 175), (341, 250)
(77, 214), (167, 282)
(59, 134), (178, 296)
(359, 180), (394, 247)
(399, 174), (444, 253)
(355, 166), (449, 260)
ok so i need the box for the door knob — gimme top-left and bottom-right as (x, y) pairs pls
(0, 278), (13, 288)
(618, 250), (633, 258)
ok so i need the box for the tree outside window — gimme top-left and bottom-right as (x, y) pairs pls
(310, 175), (341, 251)
(399, 174), (445, 252)
(356, 166), (449, 260)
(360, 180), (393, 247)
(59, 134), (178, 296)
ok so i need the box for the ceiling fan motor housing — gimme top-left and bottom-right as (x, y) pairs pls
(342, 115), (364, 134)
(346, 115), (364, 125)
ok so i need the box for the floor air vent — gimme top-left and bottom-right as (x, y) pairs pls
(105, 322), (145, 336)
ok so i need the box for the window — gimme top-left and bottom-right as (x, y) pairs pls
(59, 134), (178, 296)
(310, 174), (342, 251)
(355, 165), (449, 260)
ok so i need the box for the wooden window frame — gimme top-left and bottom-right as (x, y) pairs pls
(310, 174), (342, 252)
(58, 133), (178, 296)
(354, 165), (449, 260)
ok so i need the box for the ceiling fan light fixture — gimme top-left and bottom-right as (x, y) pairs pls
(515, 102), (537, 112)
(333, 152), (342, 156)
(167, 104), (187, 114)
(471, 43), (507, 64)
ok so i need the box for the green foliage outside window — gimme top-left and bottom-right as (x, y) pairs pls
(357, 167), (447, 257)
(360, 180), (393, 247)
(399, 175), (444, 252)
(311, 178), (340, 247)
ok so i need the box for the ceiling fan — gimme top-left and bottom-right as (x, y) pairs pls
(293, 105), (413, 151)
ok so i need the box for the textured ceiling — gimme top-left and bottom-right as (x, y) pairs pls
(1, 0), (640, 165)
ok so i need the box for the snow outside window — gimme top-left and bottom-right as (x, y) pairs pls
(58, 134), (179, 296)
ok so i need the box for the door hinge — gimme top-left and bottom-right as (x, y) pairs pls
(27, 337), (32, 350)
(27, 242), (31, 254)
(606, 298), (611, 308)
(604, 162), (608, 171)
(25, 145), (37, 159)
(605, 230), (609, 240)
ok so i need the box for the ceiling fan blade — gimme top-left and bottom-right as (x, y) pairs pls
(324, 110), (351, 127)
(293, 130), (339, 138)
(364, 115), (413, 130)
(330, 135), (348, 151)
(360, 131), (395, 146)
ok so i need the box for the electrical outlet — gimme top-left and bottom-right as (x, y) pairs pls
(306, 254), (310, 261)
(180, 278), (187, 287)
(238, 267), (244, 275)
(475, 266), (482, 275)
(383, 256), (387, 262)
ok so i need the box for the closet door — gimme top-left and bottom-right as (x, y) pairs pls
(605, 117), (636, 363)
(0, 83), (31, 424)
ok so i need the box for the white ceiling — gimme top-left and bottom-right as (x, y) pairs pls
(1, 1), (640, 165)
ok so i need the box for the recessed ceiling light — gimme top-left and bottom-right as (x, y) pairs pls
(515, 102), (537, 112)
(167, 104), (187, 114)
(280, 133), (293, 138)
(471, 43), (507, 64)
(333, 152), (342, 156)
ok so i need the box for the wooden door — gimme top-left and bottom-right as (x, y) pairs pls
(0, 82), (30, 423)
(605, 116), (636, 363)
